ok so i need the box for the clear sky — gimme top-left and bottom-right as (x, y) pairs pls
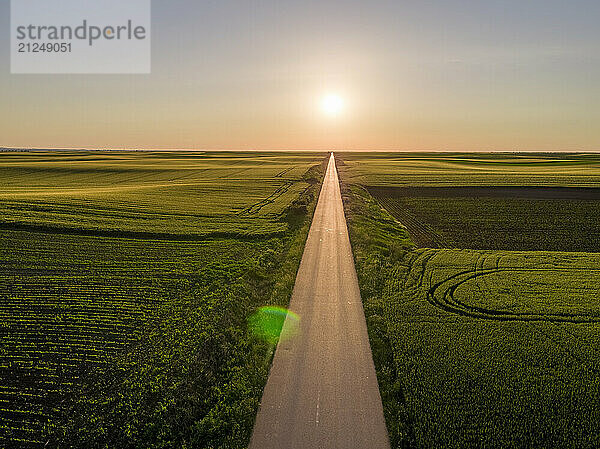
(1, 0), (599, 151)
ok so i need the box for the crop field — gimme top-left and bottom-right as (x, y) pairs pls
(0, 151), (325, 448)
(340, 152), (600, 187)
(387, 249), (600, 448)
(368, 186), (600, 251)
(342, 153), (600, 250)
(338, 153), (600, 448)
(0, 151), (321, 237)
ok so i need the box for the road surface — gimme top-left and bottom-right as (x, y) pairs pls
(250, 153), (390, 449)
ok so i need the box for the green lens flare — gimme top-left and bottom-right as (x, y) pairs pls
(248, 306), (300, 344)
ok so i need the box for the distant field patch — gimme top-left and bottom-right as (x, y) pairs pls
(0, 151), (323, 238)
(370, 186), (600, 199)
(368, 186), (600, 251)
(339, 152), (600, 187)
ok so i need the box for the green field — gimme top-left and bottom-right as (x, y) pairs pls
(0, 151), (321, 237)
(338, 153), (600, 448)
(0, 151), (326, 448)
(343, 152), (600, 250)
(340, 152), (600, 187)
(367, 186), (600, 251)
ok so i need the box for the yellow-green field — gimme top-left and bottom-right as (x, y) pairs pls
(0, 151), (322, 237)
(341, 152), (600, 186)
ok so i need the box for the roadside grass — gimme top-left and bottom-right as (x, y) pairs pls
(0, 152), (327, 448)
(337, 175), (416, 448)
(337, 153), (600, 449)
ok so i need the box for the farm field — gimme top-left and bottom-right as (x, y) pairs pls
(342, 153), (600, 250)
(0, 151), (326, 448)
(337, 153), (600, 448)
(368, 186), (600, 251)
(340, 152), (600, 187)
(0, 151), (321, 237)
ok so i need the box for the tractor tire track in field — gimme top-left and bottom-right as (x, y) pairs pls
(425, 264), (600, 323)
(274, 165), (296, 177)
(370, 193), (450, 248)
(238, 181), (293, 216)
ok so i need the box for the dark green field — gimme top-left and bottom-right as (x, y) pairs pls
(0, 151), (326, 448)
(368, 186), (600, 251)
(338, 153), (600, 448)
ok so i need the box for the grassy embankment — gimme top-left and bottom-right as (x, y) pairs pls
(0, 151), (327, 448)
(337, 153), (600, 449)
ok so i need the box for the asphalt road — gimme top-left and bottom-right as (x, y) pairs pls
(250, 153), (390, 449)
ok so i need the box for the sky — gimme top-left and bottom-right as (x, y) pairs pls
(1, 0), (599, 151)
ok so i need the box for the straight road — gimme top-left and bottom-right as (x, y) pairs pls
(250, 153), (390, 449)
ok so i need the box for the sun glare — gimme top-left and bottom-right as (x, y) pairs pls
(321, 94), (344, 117)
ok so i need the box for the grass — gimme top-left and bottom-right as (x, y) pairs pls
(337, 153), (600, 449)
(0, 151), (327, 448)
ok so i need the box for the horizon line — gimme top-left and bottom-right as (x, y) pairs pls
(2, 147), (600, 154)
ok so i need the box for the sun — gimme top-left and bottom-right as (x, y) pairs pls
(321, 94), (344, 117)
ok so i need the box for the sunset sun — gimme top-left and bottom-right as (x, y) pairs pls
(321, 94), (344, 117)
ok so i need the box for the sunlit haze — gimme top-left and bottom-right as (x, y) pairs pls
(321, 94), (344, 118)
(1, 0), (599, 151)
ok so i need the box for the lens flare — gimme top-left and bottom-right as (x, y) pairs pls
(248, 306), (300, 344)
